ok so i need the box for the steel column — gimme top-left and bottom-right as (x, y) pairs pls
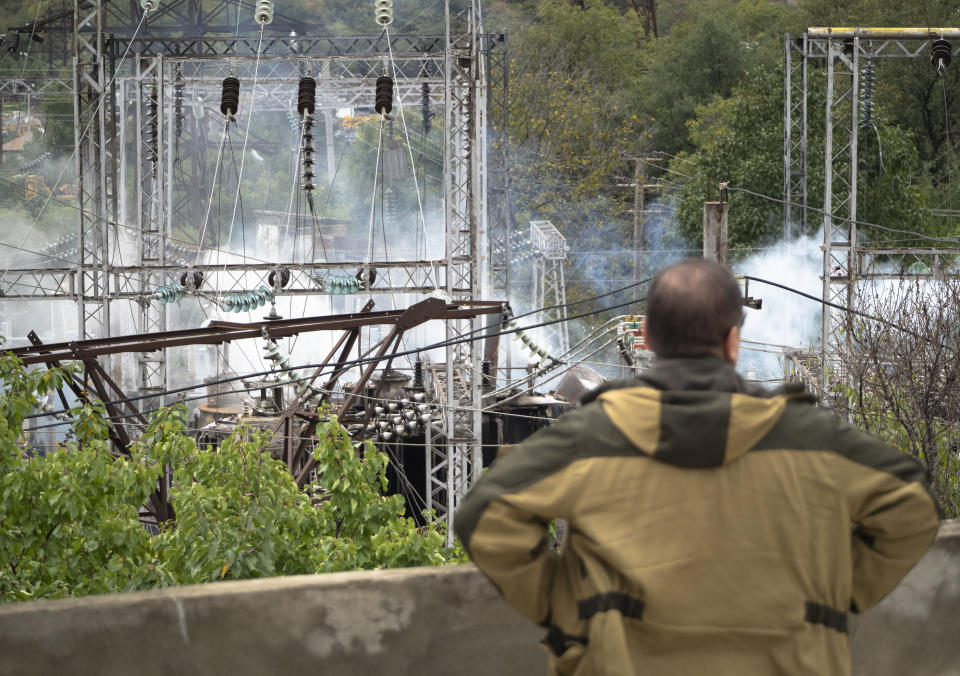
(821, 38), (859, 395)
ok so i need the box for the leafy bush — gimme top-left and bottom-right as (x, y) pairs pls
(0, 352), (461, 603)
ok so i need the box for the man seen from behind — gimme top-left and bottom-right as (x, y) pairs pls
(454, 258), (939, 676)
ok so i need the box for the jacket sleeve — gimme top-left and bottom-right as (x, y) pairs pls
(833, 421), (940, 612)
(453, 408), (589, 625)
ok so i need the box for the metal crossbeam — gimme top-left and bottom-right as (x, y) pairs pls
(0, 260), (449, 300)
(9, 299), (503, 364)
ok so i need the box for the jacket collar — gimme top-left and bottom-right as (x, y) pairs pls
(579, 356), (787, 405)
(638, 356), (758, 395)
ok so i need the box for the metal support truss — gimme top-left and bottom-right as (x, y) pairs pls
(784, 33), (808, 238)
(530, 220), (569, 354)
(821, 37), (859, 394)
(431, 0), (486, 542)
(783, 29), (960, 396)
(486, 33), (510, 296)
(73, 0), (116, 344)
(134, 55), (169, 399)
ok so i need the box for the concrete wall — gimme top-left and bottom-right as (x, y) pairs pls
(850, 519), (960, 675)
(1, 521), (958, 676)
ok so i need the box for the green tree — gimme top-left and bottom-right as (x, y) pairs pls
(0, 363), (163, 602)
(637, 0), (801, 154)
(507, 0), (649, 218)
(0, 352), (458, 604)
(669, 63), (937, 252)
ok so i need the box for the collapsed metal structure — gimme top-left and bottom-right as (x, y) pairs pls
(9, 297), (503, 524)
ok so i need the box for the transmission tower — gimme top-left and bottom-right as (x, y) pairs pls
(529, 220), (569, 354)
(784, 27), (960, 396)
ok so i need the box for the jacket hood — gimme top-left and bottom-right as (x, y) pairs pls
(594, 357), (811, 468)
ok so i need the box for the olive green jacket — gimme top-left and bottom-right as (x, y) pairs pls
(455, 357), (939, 676)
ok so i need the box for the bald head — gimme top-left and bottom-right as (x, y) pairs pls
(645, 258), (743, 359)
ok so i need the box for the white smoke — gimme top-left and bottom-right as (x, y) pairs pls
(733, 229), (823, 384)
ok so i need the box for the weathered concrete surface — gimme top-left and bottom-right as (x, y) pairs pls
(0, 565), (545, 676)
(0, 521), (957, 676)
(850, 519), (960, 676)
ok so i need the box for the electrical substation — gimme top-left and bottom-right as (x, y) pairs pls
(0, 0), (588, 539)
(2, 5), (960, 539)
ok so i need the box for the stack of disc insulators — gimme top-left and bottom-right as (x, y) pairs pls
(297, 76), (316, 115)
(375, 0), (393, 25)
(220, 77), (240, 117)
(255, 0), (274, 25)
(375, 76), (393, 115)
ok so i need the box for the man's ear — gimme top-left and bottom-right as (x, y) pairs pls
(723, 325), (740, 366)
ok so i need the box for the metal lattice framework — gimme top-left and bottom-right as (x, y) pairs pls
(784, 28), (960, 393)
(133, 55), (168, 396)
(72, 0), (116, 345)
(530, 220), (569, 354)
(783, 34), (808, 238)
(429, 0), (486, 541)
(0, 259), (447, 299)
(0, 0), (507, 536)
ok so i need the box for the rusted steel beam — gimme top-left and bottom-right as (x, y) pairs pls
(8, 300), (503, 364)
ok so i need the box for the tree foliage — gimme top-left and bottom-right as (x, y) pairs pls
(507, 0), (649, 220)
(0, 353), (459, 604)
(637, 0), (801, 155)
(670, 63), (936, 252)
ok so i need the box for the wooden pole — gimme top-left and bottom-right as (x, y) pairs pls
(703, 201), (728, 265)
(633, 157), (645, 280)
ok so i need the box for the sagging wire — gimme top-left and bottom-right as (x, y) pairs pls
(487, 334), (623, 411)
(24, 289), (657, 421)
(23, 276), (660, 423)
(365, 108), (387, 263)
(196, 120), (230, 251)
(727, 186), (960, 246)
(220, 22), (266, 309)
(482, 315), (629, 404)
(17, 0), (46, 79)
(0, 173), (280, 271)
(386, 26), (439, 288)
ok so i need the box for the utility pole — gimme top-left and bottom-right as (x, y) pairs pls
(633, 157), (644, 281)
(703, 183), (728, 265)
(621, 156), (661, 280)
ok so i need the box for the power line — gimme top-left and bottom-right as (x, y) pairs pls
(727, 186), (960, 247)
(22, 287), (655, 418)
(22, 274), (947, 424)
(742, 275), (923, 340)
